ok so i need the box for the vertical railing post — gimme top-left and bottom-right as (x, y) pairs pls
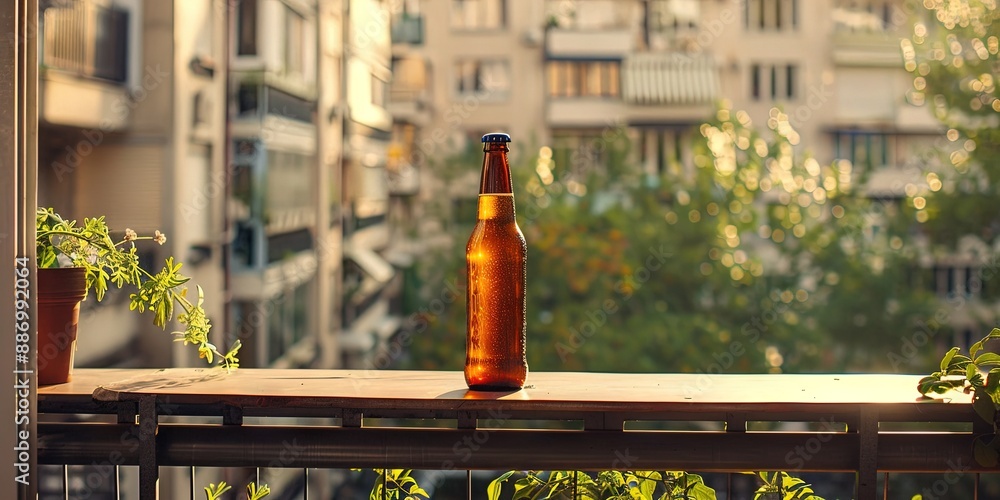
(2, 0), (39, 497)
(858, 406), (878, 500)
(726, 411), (747, 499)
(458, 411), (476, 500)
(138, 396), (159, 500)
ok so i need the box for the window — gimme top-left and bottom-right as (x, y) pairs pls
(267, 281), (312, 363)
(833, 0), (896, 32)
(551, 131), (613, 174)
(41, 1), (128, 82)
(745, 0), (797, 31)
(545, 0), (633, 29)
(266, 150), (317, 233)
(639, 128), (687, 176)
(454, 60), (510, 97)
(647, 0), (700, 32)
(750, 63), (797, 100)
(924, 265), (984, 299)
(237, 0), (257, 56)
(285, 6), (306, 77)
(833, 132), (896, 170)
(451, 0), (506, 30)
(547, 61), (620, 98)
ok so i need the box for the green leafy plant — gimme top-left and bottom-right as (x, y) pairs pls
(357, 468), (824, 500)
(35, 207), (241, 370)
(487, 470), (716, 500)
(918, 327), (1000, 465)
(353, 469), (430, 500)
(246, 482), (272, 500)
(750, 471), (823, 500)
(204, 481), (270, 500)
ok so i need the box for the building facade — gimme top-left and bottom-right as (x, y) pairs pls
(35, 0), (404, 375)
(388, 0), (985, 341)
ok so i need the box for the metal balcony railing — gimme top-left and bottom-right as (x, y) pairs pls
(38, 368), (996, 500)
(41, 0), (128, 83)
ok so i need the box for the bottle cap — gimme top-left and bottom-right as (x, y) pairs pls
(481, 132), (512, 143)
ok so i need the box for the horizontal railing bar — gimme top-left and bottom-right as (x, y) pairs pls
(38, 424), (990, 473)
(37, 402), (978, 426)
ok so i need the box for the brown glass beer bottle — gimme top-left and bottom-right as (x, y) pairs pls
(465, 132), (528, 390)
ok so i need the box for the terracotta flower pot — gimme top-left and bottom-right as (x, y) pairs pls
(37, 267), (88, 385)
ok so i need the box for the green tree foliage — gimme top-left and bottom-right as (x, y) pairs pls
(402, 103), (936, 374)
(901, 0), (1000, 243)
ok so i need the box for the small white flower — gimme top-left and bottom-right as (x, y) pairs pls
(85, 246), (99, 264)
(123, 228), (137, 242)
(56, 253), (73, 268)
(154, 230), (167, 245)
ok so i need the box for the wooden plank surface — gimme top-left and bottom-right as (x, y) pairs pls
(37, 369), (971, 414)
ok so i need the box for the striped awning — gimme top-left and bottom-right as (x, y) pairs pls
(622, 53), (719, 105)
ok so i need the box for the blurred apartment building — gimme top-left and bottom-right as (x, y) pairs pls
(36, 0), (401, 373)
(388, 0), (940, 208)
(388, 0), (988, 341)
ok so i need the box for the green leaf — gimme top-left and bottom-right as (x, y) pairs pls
(972, 390), (997, 424)
(203, 481), (232, 500)
(974, 436), (999, 467)
(970, 341), (984, 360)
(688, 482), (717, 500)
(976, 352), (1000, 368)
(637, 471), (656, 499)
(941, 347), (960, 372)
(487, 471), (516, 500)
(988, 328), (1000, 340)
(917, 375), (941, 395)
(512, 478), (535, 500)
(967, 362), (978, 381)
(986, 369), (1000, 404)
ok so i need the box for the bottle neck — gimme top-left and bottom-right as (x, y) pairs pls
(479, 143), (512, 195)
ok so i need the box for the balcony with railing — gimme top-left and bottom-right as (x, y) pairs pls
(830, 4), (905, 67)
(544, 0), (637, 59)
(37, 368), (997, 499)
(38, 0), (131, 129)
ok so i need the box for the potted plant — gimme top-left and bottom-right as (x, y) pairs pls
(35, 207), (241, 384)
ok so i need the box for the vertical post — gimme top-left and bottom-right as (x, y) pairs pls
(458, 411), (475, 500)
(303, 468), (309, 500)
(726, 411), (747, 499)
(857, 407), (878, 500)
(139, 396), (159, 499)
(1, 0), (39, 498)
